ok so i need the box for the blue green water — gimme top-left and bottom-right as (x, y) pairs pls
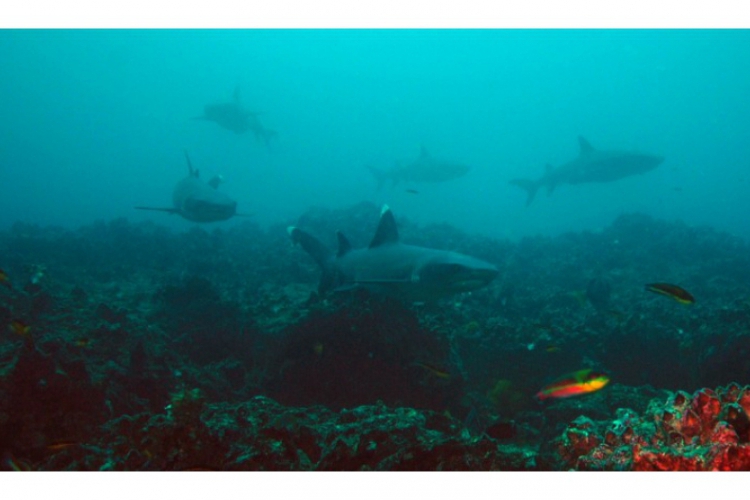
(1, 29), (748, 239)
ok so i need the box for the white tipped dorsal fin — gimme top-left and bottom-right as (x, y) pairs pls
(578, 136), (595, 155)
(369, 205), (399, 248)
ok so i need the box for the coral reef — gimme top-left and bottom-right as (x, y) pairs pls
(2, 203), (750, 470)
(551, 384), (750, 471)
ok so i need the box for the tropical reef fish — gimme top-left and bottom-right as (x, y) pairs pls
(136, 151), (239, 223)
(366, 146), (470, 189)
(194, 86), (277, 145)
(413, 361), (451, 380)
(288, 205), (498, 303)
(536, 368), (610, 400)
(0, 268), (10, 288)
(510, 136), (664, 205)
(9, 320), (32, 343)
(645, 283), (695, 304)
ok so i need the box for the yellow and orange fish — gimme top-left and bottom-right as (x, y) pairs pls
(645, 283), (695, 305)
(9, 320), (31, 339)
(413, 362), (451, 380)
(74, 337), (91, 348)
(0, 269), (11, 288)
(536, 369), (610, 401)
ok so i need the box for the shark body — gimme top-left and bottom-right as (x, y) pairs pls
(135, 152), (238, 223)
(288, 206), (498, 303)
(367, 146), (470, 189)
(510, 136), (664, 205)
(194, 87), (277, 145)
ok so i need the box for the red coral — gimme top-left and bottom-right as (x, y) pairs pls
(554, 383), (750, 471)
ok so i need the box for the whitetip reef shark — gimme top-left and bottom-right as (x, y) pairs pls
(135, 151), (240, 223)
(510, 136), (664, 205)
(288, 205), (499, 303)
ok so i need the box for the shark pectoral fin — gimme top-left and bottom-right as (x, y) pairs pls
(578, 136), (595, 155)
(134, 206), (180, 215)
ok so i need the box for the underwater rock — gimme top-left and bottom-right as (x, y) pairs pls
(32, 395), (538, 471)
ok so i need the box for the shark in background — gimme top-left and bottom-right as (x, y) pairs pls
(135, 151), (240, 223)
(366, 146), (471, 189)
(288, 205), (498, 303)
(510, 136), (664, 205)
(193, 87), (277, 146)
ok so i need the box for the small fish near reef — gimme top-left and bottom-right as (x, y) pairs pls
(645, 283), (695, 305)
(0, 268), (11, 288)
(9, 320), (32, 340)
(536, 368), (610, 401)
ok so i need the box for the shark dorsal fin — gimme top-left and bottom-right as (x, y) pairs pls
(369, 205), (399, 248)
(337, 231), (352, 257)
(184, 150), (198, 177)
(578, 136), (595, 155)
(419, 145), (431, 159)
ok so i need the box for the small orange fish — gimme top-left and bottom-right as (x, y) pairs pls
(46, 441), (78, 452)
(536, 369), (610, 400)
(9, 320), (31, 339)
(645, 283), (695, 305)
(414, 362), (451, 380)
(0, 269), (10, 288)
(313, 342), (323, 356)
(74, 338), (91, 348)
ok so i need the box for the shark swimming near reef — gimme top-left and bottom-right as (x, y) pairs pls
(135, 151), (239, 223)
(510, 136), (664, 205)
(288, 205), (498, 303)
(366, 146), (471, 189)
(193, 87), (277, 145)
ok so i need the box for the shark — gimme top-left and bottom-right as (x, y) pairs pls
(288, 205), (499, 303)
(135, 151), (239, 223)
(366, 146), (471, 189)
(510, 136), (664, 205)
(194, 87), (277, 145)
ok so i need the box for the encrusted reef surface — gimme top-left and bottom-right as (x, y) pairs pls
(2, 202), (750, 470)
(549, 384), (750, 471)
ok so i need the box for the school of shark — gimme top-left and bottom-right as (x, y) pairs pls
(134, 86), (664, 304)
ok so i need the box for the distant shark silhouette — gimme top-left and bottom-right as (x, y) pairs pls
(366, 146), (471, 189)
(135, 151), (240, 223)
(510, 136), (664, 205)
(194, 87), (277, 145)
(288, 205), (498, 303)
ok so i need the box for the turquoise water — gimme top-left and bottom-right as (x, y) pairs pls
(1, 29), (748, 239)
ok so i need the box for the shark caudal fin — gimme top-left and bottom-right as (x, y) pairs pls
(509, 178), (540, 206)
(288, 226), (337, 293)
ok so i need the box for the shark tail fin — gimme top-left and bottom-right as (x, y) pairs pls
(365, 165), (388, 190)
(288, 226), (336, 293)
(509, 178), (540, 206)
